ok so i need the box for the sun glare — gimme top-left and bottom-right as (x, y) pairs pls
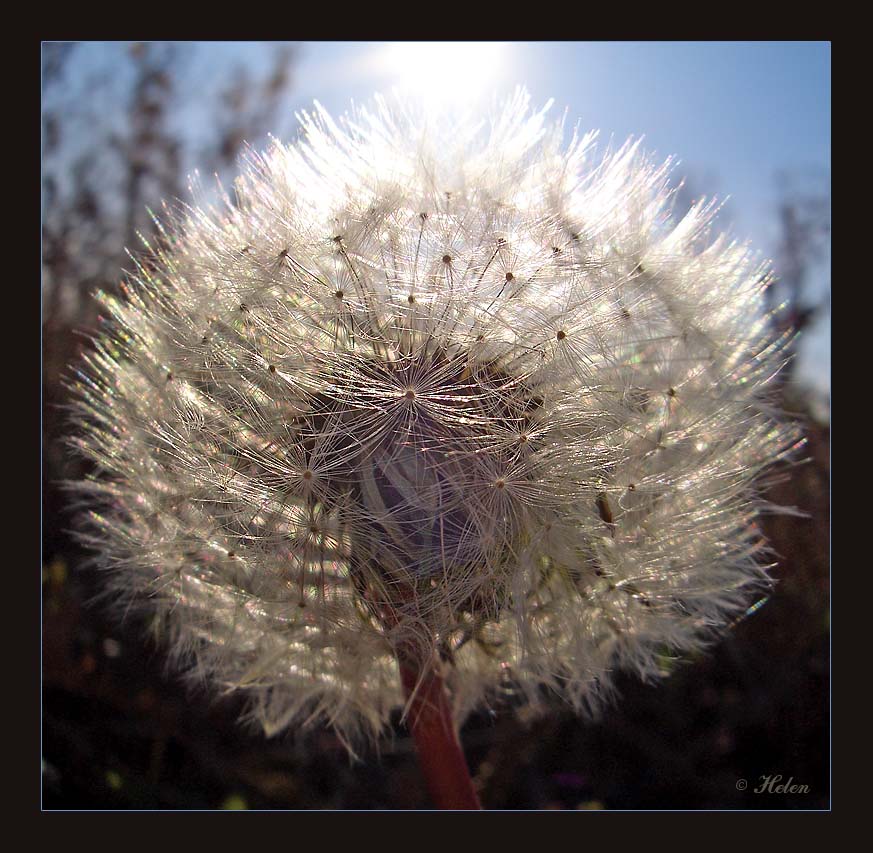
(378, 42), (509, 105)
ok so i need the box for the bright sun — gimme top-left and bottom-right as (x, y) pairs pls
(377, 42), (509, 105)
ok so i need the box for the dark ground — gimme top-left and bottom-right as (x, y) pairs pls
(41, 422), (829, 811)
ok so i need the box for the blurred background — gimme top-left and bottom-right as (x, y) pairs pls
(42, 41), (830, 810)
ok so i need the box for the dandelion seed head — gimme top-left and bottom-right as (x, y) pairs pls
(70, 89), (797, 746)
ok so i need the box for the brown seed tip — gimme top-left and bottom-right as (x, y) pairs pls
(302, 470), (313, 481)
(505, 271), (514, 281)
(556, 330), (567, 341)
(407, 294), (415, 304)
(268, 364), (277, 373)
(405, 389), (416, 400)
(442, 254), (452, 265)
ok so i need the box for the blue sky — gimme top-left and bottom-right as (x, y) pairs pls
(51, 41), (832, 403)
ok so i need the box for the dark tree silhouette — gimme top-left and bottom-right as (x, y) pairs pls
(768, 168), (830, 378)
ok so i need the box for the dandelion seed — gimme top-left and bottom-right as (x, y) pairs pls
(70, 90), (797, 763)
